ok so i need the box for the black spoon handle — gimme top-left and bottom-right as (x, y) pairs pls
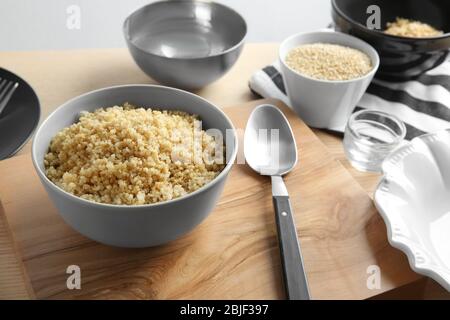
(273, 195), (310, 300)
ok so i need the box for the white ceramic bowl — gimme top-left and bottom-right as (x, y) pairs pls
(32, 85), (238, 248)
(279, 31), (379, 130)
(375, 130), (450, 291)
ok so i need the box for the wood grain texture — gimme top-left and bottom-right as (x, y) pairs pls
(312, 130), (381, 197)
(0, 203), (34, 299)
(0, 44), (379, 195)
(0, 99), (419, 300)
(372, 278), (450, 300)
(0, 44), (442, 298)
(0, 44), (276, 158)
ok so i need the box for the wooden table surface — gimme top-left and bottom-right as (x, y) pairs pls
(0, 100), (404, 300)
(0, 203), (34, 299)
(0, 43), (444, 299)
(0, 44), (381, 195)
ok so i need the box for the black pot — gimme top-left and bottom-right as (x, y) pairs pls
(332, 0), (450, 80)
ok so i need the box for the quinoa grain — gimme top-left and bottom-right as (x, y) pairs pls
(285, 43), (373, 81)
(44, 103), (225, 205)
(385, 18), (443, 38)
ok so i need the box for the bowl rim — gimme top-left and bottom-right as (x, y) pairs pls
(279, 30), (380, 84)
(31, 84), (239, 209)
(331, 0), (450, 41)
(123, 0), (247, 61)
(346, 109), (407, 147)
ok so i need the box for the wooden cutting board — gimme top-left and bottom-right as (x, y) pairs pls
(0, 99), (416, 300)
(0, 203), (34, 299)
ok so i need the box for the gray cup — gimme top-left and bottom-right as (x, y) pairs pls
(31, 85), (238, 248)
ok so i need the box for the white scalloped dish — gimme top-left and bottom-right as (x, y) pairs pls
(374, 130), (450, 292)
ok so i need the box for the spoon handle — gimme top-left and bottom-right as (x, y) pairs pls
(273, 194), (310, 300)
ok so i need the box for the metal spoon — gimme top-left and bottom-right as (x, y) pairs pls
(244, 104), (310, 300)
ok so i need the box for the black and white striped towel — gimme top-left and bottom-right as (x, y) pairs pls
(249, 60), (450, 140)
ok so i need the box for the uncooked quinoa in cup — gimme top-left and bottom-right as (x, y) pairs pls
(285, 43), (373, 81)
(44, 103), (225, 205)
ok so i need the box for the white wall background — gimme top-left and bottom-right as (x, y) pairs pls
(0, 0), (331, 51)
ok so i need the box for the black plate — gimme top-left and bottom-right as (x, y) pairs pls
(0, 68), (40, 160)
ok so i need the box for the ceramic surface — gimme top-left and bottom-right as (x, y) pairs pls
(279, 31), (379, 129)
(332, 0), (450, 80)
(123, 0), (247, 89)
(375, 130), (450, 291)
(32, 85), (238, 248)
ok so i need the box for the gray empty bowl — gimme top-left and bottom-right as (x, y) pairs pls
(123, 0), (247, 89)
(31, 85), (238, 248)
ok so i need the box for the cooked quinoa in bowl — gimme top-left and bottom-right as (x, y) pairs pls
(384, 18), (443, 38)
(32, 85), (237, 247)
(44, 103), (225, 205)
